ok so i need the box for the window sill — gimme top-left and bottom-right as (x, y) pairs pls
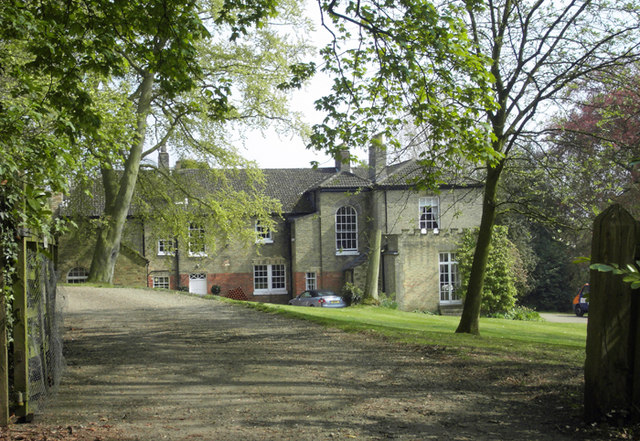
(256, 239), (274, 244)
(188, 252), (208, 258)
(253, 289), (287, 295)
(336, 250), (359, 256)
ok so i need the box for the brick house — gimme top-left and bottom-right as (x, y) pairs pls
(57, 143), (483, 314)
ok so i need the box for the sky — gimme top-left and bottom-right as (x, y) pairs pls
(235, 0), (334, 170)
(237, 80), (334, 169)
(157, 1), (346, 170)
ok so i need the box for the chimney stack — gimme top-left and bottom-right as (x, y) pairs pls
(368, 133), (387, 182)
(335, 147), (351, 173)
(159, 146), (170, 169)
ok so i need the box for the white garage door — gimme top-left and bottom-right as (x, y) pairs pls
(189, 273), (207, 295)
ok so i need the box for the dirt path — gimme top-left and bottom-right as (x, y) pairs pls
(20, 286), (590, 440)
(540, 312), (588, 324)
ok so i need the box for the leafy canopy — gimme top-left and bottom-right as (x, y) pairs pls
(310, 0), (499, 188)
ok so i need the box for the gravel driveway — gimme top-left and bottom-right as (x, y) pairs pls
(29, 286), (587, 441)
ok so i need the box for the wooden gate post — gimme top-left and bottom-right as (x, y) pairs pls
(0, 274), (8, 426)
(12, 236), (29, 419)
(585, 204), (640, 422)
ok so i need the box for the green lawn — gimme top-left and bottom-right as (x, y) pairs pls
(229, 300), (587, 366)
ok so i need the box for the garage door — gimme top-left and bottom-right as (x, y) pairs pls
(189, 273), (207, 295)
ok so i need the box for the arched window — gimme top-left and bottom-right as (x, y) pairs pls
(67, 267), (88, 284)
(335, 206), (358, 254)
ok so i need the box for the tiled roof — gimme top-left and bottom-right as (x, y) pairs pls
(60, 157), (479, 218)
(260, 168), (341, 212)
(316, 171), (371, 190)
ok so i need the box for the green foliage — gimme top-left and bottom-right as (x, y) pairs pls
(378, 292), (398, 310)
(457, 226), (521, 315)
(0, 0), (114, 298)
(62, 0), (315, 282)
(341, 282), (363, 306)
(485, 305), (542, 322)
(311, 0), (640, 336)
(310, 0), (499, 190)
(591, 261), (640, 289)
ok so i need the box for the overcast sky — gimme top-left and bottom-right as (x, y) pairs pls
(238, 0), (334, 169)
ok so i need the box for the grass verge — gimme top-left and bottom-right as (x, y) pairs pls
(220, 298), (586, 366)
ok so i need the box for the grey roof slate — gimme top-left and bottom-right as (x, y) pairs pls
(61, 157), (479, 218)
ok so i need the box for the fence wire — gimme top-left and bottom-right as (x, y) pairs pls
(23, 242), (63, 414)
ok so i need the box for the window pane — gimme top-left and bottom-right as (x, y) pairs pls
(419, 198), (440, 230)
(254, 265), (269, 290)
(158, 239), (174, 255)
(189, 223), (206, 255)
(255, 220), (272, 241)
(305, 272), (317, 291)
(153, 276), (170, 289)
(336, 206), (357, 251)
(439, 252), (460, 303)
(271, 265), (286, 289)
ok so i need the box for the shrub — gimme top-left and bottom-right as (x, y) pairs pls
(341, 282), (363, 305)
(486, 305), (542, 321)
(379, 292), (398, 309)
(210, 285), (221, 295)
(457, 225), (522, 315)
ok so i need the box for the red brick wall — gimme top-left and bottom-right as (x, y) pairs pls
(294, 271), (344, 294)
(179, 273), (189, 290)
(293, 272), (306, 295)
(147, 271), (291, 305)
(209, 272), (253, 297)
(320, 271), (344, 293)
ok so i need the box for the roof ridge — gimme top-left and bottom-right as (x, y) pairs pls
(379, 158), (418, 184)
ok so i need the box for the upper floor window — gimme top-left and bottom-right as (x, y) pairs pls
(336, 206), (358, 254)
(188, 223), (206, 257)
(157, 238), (175, 256)
(419, 197), (439, 230)
(255, 220), (273, 243)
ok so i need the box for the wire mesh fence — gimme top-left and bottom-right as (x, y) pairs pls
(14, 239), (63, 415)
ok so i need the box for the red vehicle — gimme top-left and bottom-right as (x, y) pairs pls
(572, 283), (589, 317)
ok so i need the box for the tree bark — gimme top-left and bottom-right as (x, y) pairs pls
(363, 228), (382, 303)
(455, 160), (504, 334)
(88, 71), (155, 283)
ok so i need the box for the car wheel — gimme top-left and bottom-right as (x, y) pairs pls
(575, 305), (584, 317)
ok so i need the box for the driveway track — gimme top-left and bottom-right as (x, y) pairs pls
(35, 286), (583, 440)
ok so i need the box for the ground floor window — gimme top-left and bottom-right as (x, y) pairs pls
(305, 272), (317, 291)
(253, 264), (286, 295)
(67, 267), (88, 284)
(439, 252), (461, 304)
(153, 275), (170, 289)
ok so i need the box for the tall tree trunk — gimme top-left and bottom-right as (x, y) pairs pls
(88, 72), (155, 283)
(363, 228), (382, 303)
(455, 160), (504, 334)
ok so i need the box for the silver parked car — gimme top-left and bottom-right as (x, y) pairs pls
(288, 290), (347, 308)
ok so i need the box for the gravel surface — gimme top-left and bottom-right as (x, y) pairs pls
(11, 286), (595, 440)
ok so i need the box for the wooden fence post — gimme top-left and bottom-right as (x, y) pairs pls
(0, 274), (8, 426)
(585, 204), (640, 422)
(13, 237), (29, 419)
